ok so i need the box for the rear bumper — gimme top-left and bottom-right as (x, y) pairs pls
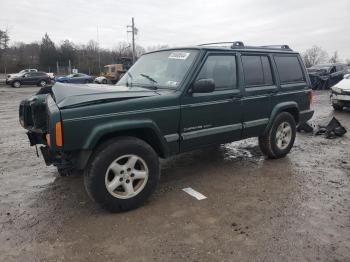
(299, 109), (314, 123)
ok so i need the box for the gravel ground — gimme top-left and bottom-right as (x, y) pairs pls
(0, 85), (349, 262)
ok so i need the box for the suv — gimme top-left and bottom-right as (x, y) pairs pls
(19, 42), (314, 212)
(8, 71), (51, 88)
(6, 69), (38, 84)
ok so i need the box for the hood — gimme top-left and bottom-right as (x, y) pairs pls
(52, 82), (160, 108)
(8, 73), (21, 79)
(335, 79), (350, 90)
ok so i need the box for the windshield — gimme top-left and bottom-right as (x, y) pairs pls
(117, 49), (198, 89)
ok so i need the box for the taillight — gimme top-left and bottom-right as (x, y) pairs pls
(308, 90), (314, 106)
(55, 122), (63, 147)
(46, 133), (51, 146)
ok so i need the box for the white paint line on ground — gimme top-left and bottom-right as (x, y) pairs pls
(182, 187), (207, 200)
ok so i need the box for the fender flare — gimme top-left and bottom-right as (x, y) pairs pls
(82, 118), (169, 156)
(263, 102), (299, 134)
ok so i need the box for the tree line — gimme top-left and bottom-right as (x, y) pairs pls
(0, 29), (349, 75)
(0, 31), (147, 75)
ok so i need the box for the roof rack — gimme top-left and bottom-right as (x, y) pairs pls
(198, 41), (293, 51)
(259, 45), (292, 51)
(198, 41), (244, 48)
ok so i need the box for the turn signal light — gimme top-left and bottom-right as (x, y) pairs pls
(55, 122), (63, 147)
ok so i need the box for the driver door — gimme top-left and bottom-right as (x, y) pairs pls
(180, 53), (243, 152)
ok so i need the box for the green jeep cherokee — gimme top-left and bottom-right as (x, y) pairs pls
(19, 41), (314, 212)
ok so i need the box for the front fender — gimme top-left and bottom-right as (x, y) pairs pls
(83, 118), (169, 155)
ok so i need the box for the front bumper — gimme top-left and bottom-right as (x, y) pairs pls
(331, 92), (350, 107)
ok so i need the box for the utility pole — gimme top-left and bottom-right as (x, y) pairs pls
(97, 25), (101, 73)
(127, 17), (137, 64)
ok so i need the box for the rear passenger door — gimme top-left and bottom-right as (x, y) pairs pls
(240, 54), (276, 138)
(272, 54), (309, 112)
(180, 53), (243, 151)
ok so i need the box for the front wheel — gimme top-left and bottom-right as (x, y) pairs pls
(84, 137), (160, 212)
(12, 81), (21, 88)
(259, 112), (296, 159)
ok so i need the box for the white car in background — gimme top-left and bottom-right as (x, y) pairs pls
(331, 74), (350, 111)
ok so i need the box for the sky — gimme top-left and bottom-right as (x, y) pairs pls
(0, 0), (350, 59)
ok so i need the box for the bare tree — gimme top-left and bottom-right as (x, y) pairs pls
(329, 51), (340, 63)
(302, 45), (328, 68)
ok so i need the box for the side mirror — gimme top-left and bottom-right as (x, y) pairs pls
(191, 78), (215, 94)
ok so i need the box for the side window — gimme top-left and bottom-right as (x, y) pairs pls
(336, 65), (343, 72)
(196, 55), (237, 90)
(242, 55), (274, 87)
(274, 55), (305, 84)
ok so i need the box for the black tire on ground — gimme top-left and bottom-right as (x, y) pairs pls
(84, 136), (160, 212)
(12, 81), (21, 88)
(258, 112), (296, 159)
(102, 79), (107, 84)
(332, 104), (343, 111)
(57, 167), (82, 177)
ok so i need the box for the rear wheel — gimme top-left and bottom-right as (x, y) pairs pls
(38, 80), (47, 87)
(259, 112), (296, 159)
(102, 79), (107, 84)
(12, 81), (21, 88)
(332, 103), (343, 111)
(84, 137), (159, 212)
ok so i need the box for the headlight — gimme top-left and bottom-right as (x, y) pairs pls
(331, 86), (342, 94)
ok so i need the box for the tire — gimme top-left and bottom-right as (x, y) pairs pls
(102, 79), (107, 84)
(84, 80), (89, 84)
(38, 80), (47, 87)
(258, 112), (296, 159)
(332, 104), (343, 111)
(84, 136), (160, 212)
(12, 81), (21, 88)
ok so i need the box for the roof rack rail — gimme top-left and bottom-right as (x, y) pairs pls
(198, 41), (244, 49)
(197, 42), (293, 51)
(259, 45), (292, 51)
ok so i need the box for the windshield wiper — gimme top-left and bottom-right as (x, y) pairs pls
(140, 73), (158, 89)
(126, 72), (133, 87)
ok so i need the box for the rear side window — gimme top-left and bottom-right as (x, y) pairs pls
(196, 55), (237, 90)
(274, 55), (305, 84)
(242, 55), (273, 87)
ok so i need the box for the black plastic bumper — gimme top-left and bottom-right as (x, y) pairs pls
(299, 109), (314, 123)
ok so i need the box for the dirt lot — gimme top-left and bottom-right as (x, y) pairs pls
(0, 85), (349, 262)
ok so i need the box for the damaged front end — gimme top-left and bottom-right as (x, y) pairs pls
(19, 91), (65, 168)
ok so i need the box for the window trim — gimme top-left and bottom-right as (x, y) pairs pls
(241, 54), (275, 88)
(273, 54), (306, 85)
(193, 53), (238, 92)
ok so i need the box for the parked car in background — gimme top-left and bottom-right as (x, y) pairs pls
(307, 63), (347, 90)
(6, 69), (38, 84)
(7, 71), (51, 88)
(55, 73), (93, 84)
(330, 74), (350, 111)
(94, 76), (108, 84)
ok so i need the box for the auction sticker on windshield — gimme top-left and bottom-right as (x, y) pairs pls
(169, 52), (190, 60)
